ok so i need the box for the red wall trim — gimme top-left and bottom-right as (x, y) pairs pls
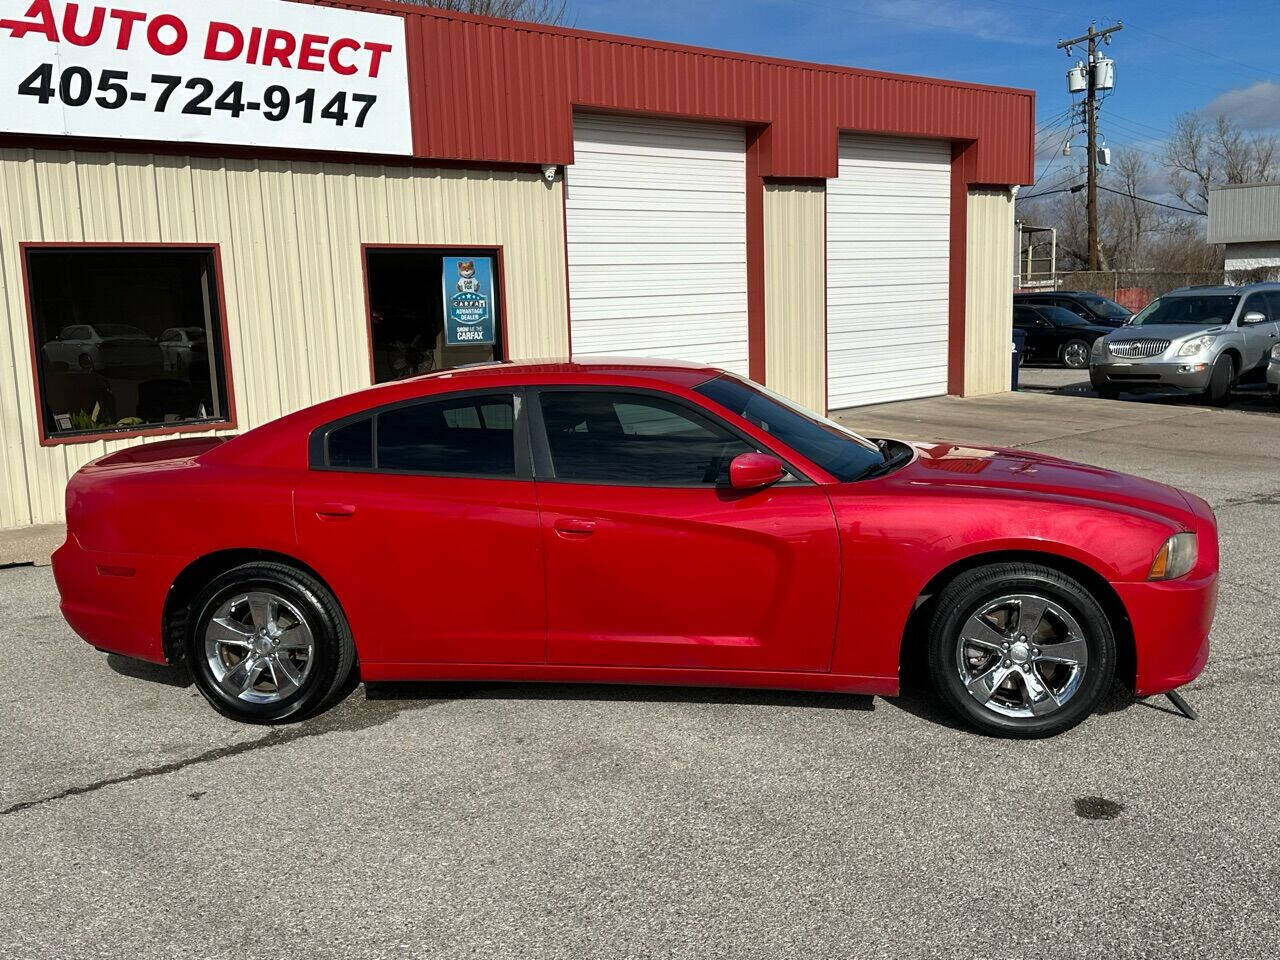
(19, 242), (239, 448)
(745, 127), (768, 384)
(359, 243), (510, 385)
(947, 143), (972, 397)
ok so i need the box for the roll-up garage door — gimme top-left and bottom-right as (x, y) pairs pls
(566, 114), (748, 373)
(826, 135), (951, 409)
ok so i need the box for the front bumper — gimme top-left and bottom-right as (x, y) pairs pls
(1267, 358), (1279, 390)
(51, 534), (180, 664)
(1090, 359), (1213, 393)
(1115, 572), (1217, 696)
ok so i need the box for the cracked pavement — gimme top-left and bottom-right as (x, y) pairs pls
(3, 377), (1278, 959)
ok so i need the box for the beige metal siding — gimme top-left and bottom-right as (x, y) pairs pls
(0, 148), (568, 529)
(1208, 183), (1280, 244)
(964, 187), (1014, 396)
(763, 182), (826, 414)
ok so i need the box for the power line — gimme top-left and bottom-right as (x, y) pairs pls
(1097, 185), (1205, 216)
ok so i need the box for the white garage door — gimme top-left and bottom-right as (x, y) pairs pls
(566, 114), (748, 373)
(826, 135), (951, 409)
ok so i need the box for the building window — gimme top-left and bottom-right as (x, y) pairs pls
(25, 247), (232, 441)
(365, 247), (505, 384)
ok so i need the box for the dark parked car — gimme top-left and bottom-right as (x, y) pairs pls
(1014, 291), (1133, 328)
(1013, 304), (1112, 369)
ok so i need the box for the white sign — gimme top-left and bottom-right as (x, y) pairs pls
(0, 0), (413, 155)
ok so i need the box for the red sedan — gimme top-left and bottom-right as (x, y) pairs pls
(53, 361), (1218, 738)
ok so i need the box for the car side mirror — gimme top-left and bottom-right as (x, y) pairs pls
(1242, 311), (1267, 325)
(729, 452), (784, 490)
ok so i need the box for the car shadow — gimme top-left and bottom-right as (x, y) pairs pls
(1022, 374), (1277, 414)
(364, 680), (875, 712)
(106, 653), (193, 688)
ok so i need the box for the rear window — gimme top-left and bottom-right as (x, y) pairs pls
(314, 392), (516, 477)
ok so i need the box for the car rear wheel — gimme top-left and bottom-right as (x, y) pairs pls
(185, 562), (357, 724)
(1060, 339), (1091, 369)
(926, 562), (1115, 738)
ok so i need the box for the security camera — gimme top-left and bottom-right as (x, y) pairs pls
(542, 164), (558, 182)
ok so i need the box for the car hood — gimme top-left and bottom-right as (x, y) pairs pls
(1107, 323), (1227, 342)
(895, 442), (1195, 528)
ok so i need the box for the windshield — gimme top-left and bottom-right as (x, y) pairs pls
(1079, 294), (1130, 319)
(1040, 306), (1091, 328)
(1130, 295), (1240, 327)
(694, 375), (884, 482)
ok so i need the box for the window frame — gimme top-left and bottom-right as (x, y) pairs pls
(309, 387), (533, 481)
(20, 242), (238, 447)
(525, 384), (814, 488)
(361, 243), (510, 385)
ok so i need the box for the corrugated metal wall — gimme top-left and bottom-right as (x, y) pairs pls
(963, 187), (1014, 396)
(763, 183), (825, 414)
(1207, 184), (1280, 244)
(0, 148), (567, 529)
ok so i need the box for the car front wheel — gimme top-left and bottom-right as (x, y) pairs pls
(926, 562), (1115, 738)
(185, 561), (357, 724)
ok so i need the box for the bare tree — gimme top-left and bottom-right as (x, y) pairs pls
(395, 0), (568, 24)
(1164, 113), (1279, 213)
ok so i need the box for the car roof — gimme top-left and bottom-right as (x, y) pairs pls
(1015, 291), (1102, 299)
(1166, 284), (1279, 296)
(384, 357), (723, 388)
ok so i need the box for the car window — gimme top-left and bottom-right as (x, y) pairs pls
(1040, 306), (1091, 328)
(538, 390), (754, 486)
(376, 392), (516, 477)
(1242, 293), (1271, 321)
(1013, 306), (1039, 326)
(1054, 299), (1092, 319)
(94, 324), (149, 338)
(1078, 294), (1130, 319)
(1130, 295), (1240, 326)
(327, 417), (373, 470)
(694, 375), (883, 483)
(61, 325), (90, 340)
(1267, 292), (1280, 318)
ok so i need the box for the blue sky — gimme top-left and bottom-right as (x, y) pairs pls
(571, 0), (1280, 192)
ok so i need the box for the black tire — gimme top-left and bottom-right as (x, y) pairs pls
(925, 562), (1115, 739)
(1204, 354), (1235, 406)
(1060, 338), (1091, 369)
(185, 562), (357, 724)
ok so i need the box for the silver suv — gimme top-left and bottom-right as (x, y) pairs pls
(1090, 284), (1280, 404)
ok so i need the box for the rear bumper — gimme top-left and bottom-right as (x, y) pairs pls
(1090, 359), (1212, 393)
(51, 534), (178, 664)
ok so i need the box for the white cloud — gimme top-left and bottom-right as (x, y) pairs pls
(1203, 81), (1280, 131)
(859, 0), (1043, 46)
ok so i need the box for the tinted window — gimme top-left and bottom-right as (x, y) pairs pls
(1077, 294), (1130, 319)
(1131, 295), (1240, 326)
(695, 375), (883, 483)
(1267, 292), (1280, 317)
(539, 391), (754, 485)
(1013, 306), (1040, 326)
(1054, 298), (1092, 319)
(376, 393), (515, 477)
(327, 418), (373, 469)
(1040, 306), (1091, 328)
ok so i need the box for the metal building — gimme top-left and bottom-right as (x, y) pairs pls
(0, 0), (1033, 532)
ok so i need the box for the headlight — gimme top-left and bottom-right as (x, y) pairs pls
(1271, 343), (1280, 361)
(1177, 335), (1215, 357)
(1149, 533), (1198, 581)
(1091, 339), (1109, 358)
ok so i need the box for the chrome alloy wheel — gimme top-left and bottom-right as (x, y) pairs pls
(204, 591), (315, 704)
(1062, 341), (1090, 369)
(955, 593), (1089, 719)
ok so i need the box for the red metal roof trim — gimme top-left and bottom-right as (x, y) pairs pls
(305, 0), (1034, 184)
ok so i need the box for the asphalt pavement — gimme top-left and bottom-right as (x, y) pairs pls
(3, 375), (1278, 959)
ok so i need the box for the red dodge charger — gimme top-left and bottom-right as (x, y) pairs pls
(53, 361), (1218, 737)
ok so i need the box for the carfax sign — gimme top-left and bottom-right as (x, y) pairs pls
(443, 256), (496, 347)
(0, 0), (413, 155)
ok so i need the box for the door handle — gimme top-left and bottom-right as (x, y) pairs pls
(554, 518), (596, 539)
(316, 502), (356, 519)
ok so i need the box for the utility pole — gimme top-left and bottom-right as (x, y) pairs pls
(1058, 21), (1122, 270)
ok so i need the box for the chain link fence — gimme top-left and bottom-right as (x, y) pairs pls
(1056, 271), (1226, 313)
